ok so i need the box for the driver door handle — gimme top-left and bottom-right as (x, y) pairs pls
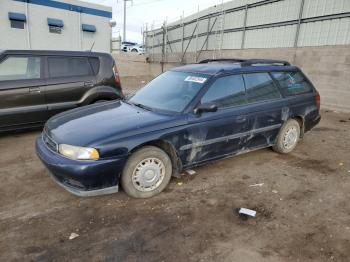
(29, 87), (41, 93)
(84, 81), (94, 87)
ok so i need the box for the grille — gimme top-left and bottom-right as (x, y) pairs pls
(42, 131), (58, 152)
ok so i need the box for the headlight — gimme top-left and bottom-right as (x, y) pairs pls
(58, 144), (99, 160)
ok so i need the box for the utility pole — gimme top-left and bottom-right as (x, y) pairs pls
(121, 0), (132, 42)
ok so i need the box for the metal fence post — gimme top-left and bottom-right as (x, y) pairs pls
(294, 0), (305, 48)
(241, 4), (248, 49)
(161, 22), (165, 72)
(145, 23), (148, 53)
(195, 5), (200, 62)
(165, 19), (168, 63)
(181, 11), (185, 63)
(206, 17), (210, 50)
(152, 24), (155, 62)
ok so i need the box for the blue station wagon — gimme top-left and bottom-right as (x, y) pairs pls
(36, 59), (321, 198)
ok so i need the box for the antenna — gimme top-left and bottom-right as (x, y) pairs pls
(89, 41), (95, 52)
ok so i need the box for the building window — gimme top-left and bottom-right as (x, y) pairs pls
(47, 18), (64, 34)
(82, 24), (96, 33)
(8, 12), (26, 29)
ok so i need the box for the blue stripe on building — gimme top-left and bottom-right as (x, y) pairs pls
(13, 0), (112, 18)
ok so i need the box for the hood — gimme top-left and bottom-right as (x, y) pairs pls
(46, 101), (186, 147)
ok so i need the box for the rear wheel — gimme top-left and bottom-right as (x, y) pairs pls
(131, 49), (138, 53)
(273, 119), (300, 154)
(121, 146), (172, 198)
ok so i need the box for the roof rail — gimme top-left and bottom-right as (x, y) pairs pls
(241, 59), (290, 66)
(199, 58), (290, 66)
(198, 58), (247, 64)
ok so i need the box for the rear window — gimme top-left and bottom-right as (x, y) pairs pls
(243, 73), (281, 103)
(271, 71), (313, 96)
(48, 57), (92, 78)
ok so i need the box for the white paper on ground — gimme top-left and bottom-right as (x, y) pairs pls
(239, 208), (257, 217)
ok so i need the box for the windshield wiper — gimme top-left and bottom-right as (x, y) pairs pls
(131, 102), (153, 111)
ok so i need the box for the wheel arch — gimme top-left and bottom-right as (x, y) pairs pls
(291, 116), (305, 138)
(79, 85), (122, 106)
(130, 139), (183, 178)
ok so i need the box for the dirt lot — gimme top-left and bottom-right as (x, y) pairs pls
(0, 109), (349, 262)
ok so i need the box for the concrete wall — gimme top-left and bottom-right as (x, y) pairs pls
(0, 0), (112, 52)
(113, 53), (157, 94)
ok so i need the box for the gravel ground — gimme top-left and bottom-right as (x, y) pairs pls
(0, 109), (349, 262)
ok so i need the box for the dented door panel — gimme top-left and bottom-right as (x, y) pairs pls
(179, 106), (252, 166)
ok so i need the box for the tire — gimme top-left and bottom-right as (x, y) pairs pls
(121, 146), (172, 198)
(273, 119), (301, 154)
(131, 49), (138, 53)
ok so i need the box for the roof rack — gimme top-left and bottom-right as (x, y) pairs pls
(198, 58), (290, 66)
(199, 58), (247, 64)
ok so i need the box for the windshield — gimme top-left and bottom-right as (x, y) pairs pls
(129, 71), (210, 113)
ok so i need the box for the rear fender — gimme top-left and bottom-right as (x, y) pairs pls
(79, 86), (122, 106)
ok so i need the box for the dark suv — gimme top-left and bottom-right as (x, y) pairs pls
(0, 50), (123, 131)
(36, 58), (321, 198)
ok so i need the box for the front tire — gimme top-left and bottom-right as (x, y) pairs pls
(121, 146), (172, 198)
(273, 119), (300, 154)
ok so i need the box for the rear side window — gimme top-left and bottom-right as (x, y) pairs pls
(0, 56), (41, 81)
(48, 57), (92, 78)
(243, 73), (281, 103)
(271, 71), (313, 96)
(201, 75), (246, 108)
(88, 57), (100, 75)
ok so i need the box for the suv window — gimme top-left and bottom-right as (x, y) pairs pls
(201, 75), (246, 108)
(243, 73), (281, 103)
(271, 71), (313, 96)
(48, 57), (92, 78)
(0, 56), (41, 81)
(88, 57), (100, 75)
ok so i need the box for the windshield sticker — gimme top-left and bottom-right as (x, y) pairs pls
(185, 76), (207, 84)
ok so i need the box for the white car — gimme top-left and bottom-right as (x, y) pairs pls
(130, 45), (145, 54)
(122, 42), (145, 54)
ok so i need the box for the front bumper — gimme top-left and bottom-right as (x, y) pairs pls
(36, 137), (127, 197)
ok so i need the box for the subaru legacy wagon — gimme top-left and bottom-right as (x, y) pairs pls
(36, 59), (321, 198)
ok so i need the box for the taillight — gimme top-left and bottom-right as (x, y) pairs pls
(112, 64), (123, 96)
(315, 92), (321, 108)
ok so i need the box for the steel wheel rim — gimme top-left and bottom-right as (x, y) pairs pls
(132, 157), (165, 192)
(283, 126), (298, 149)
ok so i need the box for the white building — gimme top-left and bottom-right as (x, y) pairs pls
(0, 0), (113, 52)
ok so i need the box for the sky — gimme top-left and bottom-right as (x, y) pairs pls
(83, 0), (231, 43)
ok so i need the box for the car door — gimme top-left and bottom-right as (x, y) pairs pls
(0, 55), (47, 129)
(43, 56), (96, 117)
(242, 72), (285, 149)
(181, 74), (252, 166)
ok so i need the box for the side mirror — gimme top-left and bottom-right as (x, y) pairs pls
(194, 103), (218, 114)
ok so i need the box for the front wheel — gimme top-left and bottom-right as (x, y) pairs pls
(273, 119), (300, 154)
(121, 146), (172, 198)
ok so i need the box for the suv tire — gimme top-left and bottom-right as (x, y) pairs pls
(121, 146), (172, 198)
(273, 119), (300, 154)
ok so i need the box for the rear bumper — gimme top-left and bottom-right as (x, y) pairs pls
(36, 136), (127, 196)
